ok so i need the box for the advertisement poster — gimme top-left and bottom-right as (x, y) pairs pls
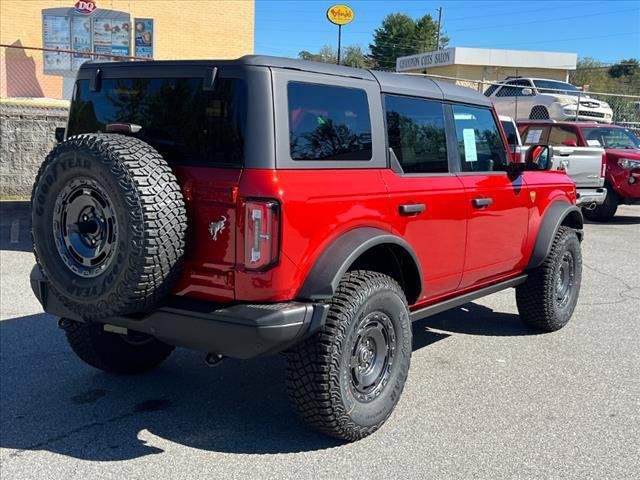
(71, 16), (92, 70)
(110, 20), (131, 58)
(134, 18), (154, 58)
(93, 18), (112, 59)
(43, 15), (72, 72)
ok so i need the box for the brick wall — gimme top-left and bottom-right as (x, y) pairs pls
(0, 101), (68, 197)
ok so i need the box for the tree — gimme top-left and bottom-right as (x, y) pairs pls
(298, 45), (373, 68)
(369, 13), (448, 71)
(608, 58), (639, 79)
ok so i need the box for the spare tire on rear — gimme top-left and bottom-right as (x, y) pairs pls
(31, 134), (187, 320)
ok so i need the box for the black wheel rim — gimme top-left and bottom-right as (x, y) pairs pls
(555, 250), (575, 308)
(349, 311), (396, 402)
(53, 177), (118, 278)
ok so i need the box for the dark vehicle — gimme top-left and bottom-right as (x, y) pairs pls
(31, 56), (583, 441)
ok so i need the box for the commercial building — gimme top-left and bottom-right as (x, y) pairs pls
(1, 0), (255, 99)
(396, 47), (577, 90)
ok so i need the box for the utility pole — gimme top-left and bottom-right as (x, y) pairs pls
(435, 7), (443, 50)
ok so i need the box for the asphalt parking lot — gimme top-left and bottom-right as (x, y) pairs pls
(1, 201), (638, 479)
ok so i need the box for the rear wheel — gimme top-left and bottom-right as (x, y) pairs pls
(286, 271), (412, 441)
(582, 186), (618, 222)
(516, 226), (582, 332)
(63, 320), (174, 374)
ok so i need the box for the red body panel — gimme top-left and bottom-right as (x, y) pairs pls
(594, 148), (640, 200)
(380, 171), (467, 299)
(457, 174), (530, 287)
(170, 164), (576, 308)
(172, 167), (240, 302)
(234, 169), (393, 302)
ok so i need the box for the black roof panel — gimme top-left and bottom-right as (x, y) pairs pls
(79, 54), (490, 106)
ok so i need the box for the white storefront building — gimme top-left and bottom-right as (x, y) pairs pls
(396, 47), (578, 91)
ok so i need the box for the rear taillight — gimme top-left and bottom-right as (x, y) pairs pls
(244, 199), (279, 271)
(601, 153), (607, 179)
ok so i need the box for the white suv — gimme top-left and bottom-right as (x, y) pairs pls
(485, 77), (613, 124)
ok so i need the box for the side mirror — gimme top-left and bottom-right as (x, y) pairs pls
(54, 127), (66, 143)
(562, 139), (577, 147)
(524, 144), (554, 170)
(521, 88), (533, 96)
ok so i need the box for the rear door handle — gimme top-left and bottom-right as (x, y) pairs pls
(472, 197), (493, 208)
(399, 203), (426, 215)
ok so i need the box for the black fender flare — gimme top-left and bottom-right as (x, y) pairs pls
(297, 227), (423, 302)
(527, 200), (583, 270)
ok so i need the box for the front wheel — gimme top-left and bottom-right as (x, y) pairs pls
(516, 227), (582, 332)
(286, 271), (412, 441)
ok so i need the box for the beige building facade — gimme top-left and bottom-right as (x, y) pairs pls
(1, 0), (255, 99)
(396, 47), (578, 91)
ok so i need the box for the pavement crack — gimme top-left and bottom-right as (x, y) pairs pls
(8, 409), (139, 458)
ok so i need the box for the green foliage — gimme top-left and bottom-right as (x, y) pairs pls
(369, 13), (448, 71)
(298, 45), (374, 68)
(608, 58), (639, 79)
(570, 58), (640, 95)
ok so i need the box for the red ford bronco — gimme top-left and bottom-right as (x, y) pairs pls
(31, 56), (583, 441)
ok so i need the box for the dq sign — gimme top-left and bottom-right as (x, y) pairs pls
(74, 1), (97, 15)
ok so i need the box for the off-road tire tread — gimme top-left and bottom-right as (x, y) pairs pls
(64, 320), (174, 374)
(286, 271), (411, 441)
(31, 134), (186, 319)
(516, 226), (581, 332)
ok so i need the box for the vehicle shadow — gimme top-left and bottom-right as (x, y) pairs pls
(0, 201), (31, 252)
(415, 302), (537, 337)
(584, 215), (640, 226)
(0, 303), (528, 461)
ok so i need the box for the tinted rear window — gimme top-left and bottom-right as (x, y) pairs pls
(287, 82), (372, 161)
(67, 76), (247, 167)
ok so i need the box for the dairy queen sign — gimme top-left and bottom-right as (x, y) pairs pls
(74, 1), (97, 15)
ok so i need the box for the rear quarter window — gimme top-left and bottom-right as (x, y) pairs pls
(287, 82), (372, 161)
(67, 76), (247, 167)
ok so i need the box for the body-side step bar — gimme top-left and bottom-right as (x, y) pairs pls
(409, 275), (527, 322)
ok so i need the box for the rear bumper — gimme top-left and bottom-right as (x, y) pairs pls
(576, 187), (607, 206)
(30, 266), (328, 359)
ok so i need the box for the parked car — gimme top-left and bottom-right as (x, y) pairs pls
(31, 56), (584, 441)
(504, 118), (606, 208)
(486, 77), (613, 124)
(499, 115), (524, 162)
(519, 121), (640, 221)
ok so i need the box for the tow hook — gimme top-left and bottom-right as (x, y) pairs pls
(57, 318), (74, 330)
(205, 353), (225, 367)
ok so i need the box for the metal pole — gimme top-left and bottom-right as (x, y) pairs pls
(436, 7), (442, 50)
(576, 91), (581, 121)
(337, 24), (342, 65)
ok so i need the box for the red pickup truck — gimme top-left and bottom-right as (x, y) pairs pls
(518, 121), (640, 221)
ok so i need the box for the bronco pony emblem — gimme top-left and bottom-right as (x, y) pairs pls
(208, 216), (227, 241)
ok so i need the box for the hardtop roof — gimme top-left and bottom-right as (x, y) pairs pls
(79, 54), (491, 107)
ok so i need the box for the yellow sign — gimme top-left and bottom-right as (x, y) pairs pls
(326, 4), (354, 26)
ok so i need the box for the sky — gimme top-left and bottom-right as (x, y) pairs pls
(255, 0), (640, 65)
